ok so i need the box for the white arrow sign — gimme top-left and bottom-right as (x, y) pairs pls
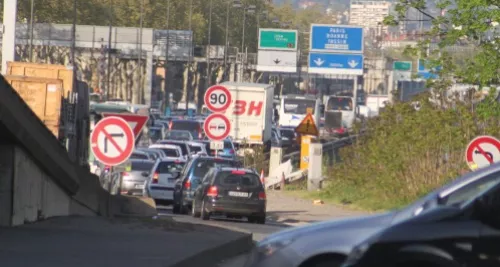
(314, 58), (325, 66)
(348, 60), (359, 68)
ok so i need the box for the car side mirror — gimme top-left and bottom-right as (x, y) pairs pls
(141, 172), (150, 177)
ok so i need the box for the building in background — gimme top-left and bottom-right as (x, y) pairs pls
(349, 0), (391, 33)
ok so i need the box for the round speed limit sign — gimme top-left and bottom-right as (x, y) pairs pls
(204, 85), (232, 113)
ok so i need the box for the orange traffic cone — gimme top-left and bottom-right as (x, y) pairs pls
(260, 170), (265, 186)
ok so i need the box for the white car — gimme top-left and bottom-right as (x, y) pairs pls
(143, 158), (187, 205)
(149, 144), (183, 159)
(187, 141), (208, 156)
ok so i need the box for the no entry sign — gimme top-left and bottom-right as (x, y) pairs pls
(204, 85), (232, 113)
(91, 117), (135, 166)
(204, 113), (231, 141)
(465, 135), (500, 170)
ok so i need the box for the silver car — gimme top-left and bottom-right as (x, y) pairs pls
(118, 159), (155, 195)
(245, 165), (500, 267)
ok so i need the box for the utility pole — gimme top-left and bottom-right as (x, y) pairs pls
(107, 0), (113, 100)
(186, 0), (193, 111)
(164, 0), (171, 111)
(28, 0), (35, 62)
(223, 0), (230, 68)
(206, 0), (213, 90)
(138, 0), (145, 104)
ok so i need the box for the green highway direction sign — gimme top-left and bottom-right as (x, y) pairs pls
(258, 28), (298, 51)
(393, 61), (412, 71)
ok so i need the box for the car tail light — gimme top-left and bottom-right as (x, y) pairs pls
(207, 186), (218, 197)
(168, 121), (173, 130)
(258, 191), (266, 200)
(231, 170), (246, 175)
(184, 180), (191, 189)
(152, 172), (159, 184)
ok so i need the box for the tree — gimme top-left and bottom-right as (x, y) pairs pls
(384, 0), (499, 87)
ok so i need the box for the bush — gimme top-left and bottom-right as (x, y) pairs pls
(322, 92), (500, 211)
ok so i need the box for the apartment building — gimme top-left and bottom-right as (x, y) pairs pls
(349, 0), (391, 33)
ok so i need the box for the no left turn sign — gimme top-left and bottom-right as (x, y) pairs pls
(91, 116), (135, 166)
(465, 135), (500, 170)
(204, 85), (232, 113)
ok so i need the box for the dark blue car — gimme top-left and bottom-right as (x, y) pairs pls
(172, 156), (241, 214)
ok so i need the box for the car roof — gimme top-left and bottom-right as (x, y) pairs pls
(158, 157), (187, 162)
(132, 150), (148, 154)
(158, 139), (188, 144)
(150, 144), (181, 149)
(128, 159), (155, 164)
(192, 156), (238, 162)
(171, 119), (200, 122)
(217, 167), (256, 173)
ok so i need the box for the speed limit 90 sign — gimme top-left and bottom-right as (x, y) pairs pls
(204, 85), (232, 113)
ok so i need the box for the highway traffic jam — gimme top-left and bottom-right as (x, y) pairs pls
(88, 82), (500, 267)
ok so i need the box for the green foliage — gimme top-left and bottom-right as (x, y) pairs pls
(322, 96), (500, 210)
(386, 0), (499, 87)
(3, 0), (328, 52)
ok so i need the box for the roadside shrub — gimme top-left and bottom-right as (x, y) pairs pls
(323, 93), (500, 210)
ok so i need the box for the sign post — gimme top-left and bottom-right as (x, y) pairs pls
(257, 28), (298, 73)
(465, 136), (500, 170)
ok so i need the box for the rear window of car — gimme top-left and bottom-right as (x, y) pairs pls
(193, 159), (241, 177)
(215, 172), (260, 187)
(161, 142), (189, 155)
(157, 148), (180, 157)
(131, 161), (154, 171)
(171, 121), (200, 132)
(131, 153), (149, 160)
(165, 131), (193, 141)
(224, 141), (233, 149)
(156, 161), (186, 174)
(189, 145), (203, 153)
(280, 130), (295, 139)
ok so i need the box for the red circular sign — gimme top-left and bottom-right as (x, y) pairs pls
(204, 85), (232, 113)
(465, 135), (500, 170)
(204, 113), (231, 141)
(91, 117), (135, 166)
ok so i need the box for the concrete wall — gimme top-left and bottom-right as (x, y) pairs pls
(0, 145), (14, 226)
(11, 146), (71, 226)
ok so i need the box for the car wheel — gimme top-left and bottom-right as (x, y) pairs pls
(180, 197), (190, 214)
(306, 258), (343, 267)
(192, 199), (200, 218)
(200, 200), (210, 220)
(172, 204), (180, 214)
(248, 215), (266, 224)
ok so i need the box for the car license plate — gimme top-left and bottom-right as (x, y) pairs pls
(135, 184), (145, 189)
(228, 191), (249, 197)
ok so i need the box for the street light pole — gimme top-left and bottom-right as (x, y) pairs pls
(206, 0), (213, 89)
(186, 0), (193, 112)
(71, 0), (77, 92)
(107, 0), (113, 100)
(28, 0), (35, 62)
(223, 0), (230, 68)
(138, 0), (145, 104)
(164, 0), (171, 111)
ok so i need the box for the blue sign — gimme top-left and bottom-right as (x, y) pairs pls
(417, 59), (440, 79)
(308, 53), (364, 75)
(310, 24), (364, 54)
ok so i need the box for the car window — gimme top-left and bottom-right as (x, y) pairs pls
(189, 145), (203, 153)
(161, 142), (189, 155)
(215, 172), (260, 187)
(157, 148), (180, 157)
(156, 161), (186, 174)
(202, 169), (215, 183)
(439, 172), (500, 207)
(193, 159), (240, 177)
(131, 161), (154, 172)
(131, 153), (149, 160)
(224, 141), (233, 149)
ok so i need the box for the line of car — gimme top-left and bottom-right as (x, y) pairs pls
(244, 163), (500, 267)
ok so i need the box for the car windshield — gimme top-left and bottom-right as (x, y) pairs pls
(438, 173), (500, 208)
(130, 152), (149, 160)
(283, 99), (316, 115)
(193, 159), (240, 177)
(156, 161), (185, 173)
(327, 97), (353, 111)
(165, 130), (193, 141)
(130, 161), (154, 172)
